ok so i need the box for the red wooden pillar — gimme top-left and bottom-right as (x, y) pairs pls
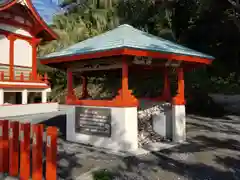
(66, 68), (77, 103)
(7, 35), (16, 81)
(162, 68), (171, 101)
(32, 124), (43, 180)
(67, 69), (73, 96)
(122, 56), (129, 100)
(31, 38), (40, 80)
(0, 120), (9, 173)
(20, 123), (30, 180)
(173, 67), (185, 105)
(81, 76), (89, 98)
(46, 127), (58, 180)
(115, 56), (138, 106)
(9, 121), (19, 176)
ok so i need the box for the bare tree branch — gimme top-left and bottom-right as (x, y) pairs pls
(232, 15), (240, 31)
(228, 0), (240, 10)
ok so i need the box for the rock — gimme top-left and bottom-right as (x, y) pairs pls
(75, 153), (88, 159)
(63, 144), (79, 155)
(137, 100), (170, 147)
(59, 158), (70, 167)
(58, 146), (65, 153)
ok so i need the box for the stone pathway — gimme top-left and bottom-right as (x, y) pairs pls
(55, 114), (240, 180)
(3, 114), (240, 180)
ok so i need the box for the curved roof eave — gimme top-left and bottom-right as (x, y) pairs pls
(40, 24), (214, 65)
(0, 0), (59, 40)
(25, 0), (58, 41)
(0, 0), (18, 11)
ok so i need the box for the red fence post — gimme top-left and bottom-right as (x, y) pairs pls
(0, 120), (9, 173)
(9, 121), (19, 176)
(46, 127), (57, 180)
(20, 123), (30, 180)
(32, 124), (43, 180)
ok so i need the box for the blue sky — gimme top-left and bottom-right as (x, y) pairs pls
(33, 0), (63, 24)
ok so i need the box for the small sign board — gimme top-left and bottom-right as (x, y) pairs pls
(9, 128), (13, 139)
(75, 107), (111, 137)
(133, 56), (152, 65)
(33, 133), (36, 145)
(47, 136), (51, 147)
(20, 130), (24, 142)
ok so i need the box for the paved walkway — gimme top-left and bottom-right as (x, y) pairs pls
(54, 114), (240, 180)
(144, 114), (240, 180)
(2, 114), (240, 179)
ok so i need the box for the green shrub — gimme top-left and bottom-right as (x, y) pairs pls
(93, 169), (113, 180)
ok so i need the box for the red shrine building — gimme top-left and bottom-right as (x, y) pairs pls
(41, 24), (214, 146)
(0, 0), (57, 104)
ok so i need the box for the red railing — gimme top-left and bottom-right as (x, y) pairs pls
(0, 120), (57, 180)
(0, 71), (49, 83)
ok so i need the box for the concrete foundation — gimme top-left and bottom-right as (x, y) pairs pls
(152, 104), (172, 139)
(172, 104), (186, 143)
(66, 105), (138, 152)
(0, 103), (59, 117)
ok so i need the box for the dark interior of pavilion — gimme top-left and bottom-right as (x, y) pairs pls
(71, 64), (178, 101)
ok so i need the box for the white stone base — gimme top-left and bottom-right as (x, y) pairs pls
(0, 103), (59, 118)
(172, 104), (186, 143)
(66, 106), (138, 152)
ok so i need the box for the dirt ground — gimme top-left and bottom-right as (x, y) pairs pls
(56, 114), (240, 180)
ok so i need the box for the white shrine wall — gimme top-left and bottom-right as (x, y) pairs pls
(14, 39), (32, 67)
(0, 23), (33, 68)
(0, 34), (9, 65)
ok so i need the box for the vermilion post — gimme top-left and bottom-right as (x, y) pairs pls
(20, 72), (24, 81)
(20, 123), (30, 180)
(46, 127), (58, 180)
(67, 69), (73, 97)
(29, 72), (32, 81)
(162, 68), (171, 101)
(81, 76), (89, 98)
(32, 124), (43, 180)
(0, 120), (9, 173)
(173, 67), (185, 105)
(122, 56), (129, 99)
(0, 71), (4, 81)
(8, 35), (16, 81)
(9, 121), (19, 176)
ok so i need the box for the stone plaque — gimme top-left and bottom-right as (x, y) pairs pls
(75, 107), (111, 137)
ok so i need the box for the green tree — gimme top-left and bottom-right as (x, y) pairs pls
(38, 0), (120, 101)
(38, 0), (240, 102)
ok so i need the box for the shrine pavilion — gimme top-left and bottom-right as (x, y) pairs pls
(41, 24), (214, 149)
(0, 0), (59, 104)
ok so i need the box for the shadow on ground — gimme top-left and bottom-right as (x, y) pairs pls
(39, 111), (125, 180)
(39, 108), (240, 180)
(40, 114), (67, 138)
(187, 115), (240, 136)
(93, 142), (240, 180)
(39, 113), (86, 179)
(91, 115), (240, 180)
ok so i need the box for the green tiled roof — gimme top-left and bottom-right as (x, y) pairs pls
(40, 24), (214, 60)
